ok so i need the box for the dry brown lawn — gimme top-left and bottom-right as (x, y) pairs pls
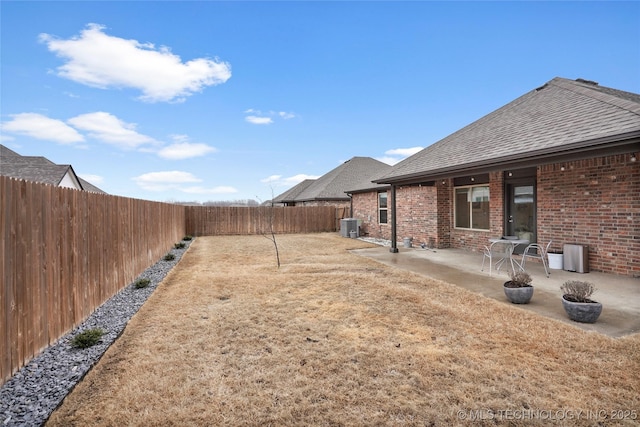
(47, 234), (639, 426)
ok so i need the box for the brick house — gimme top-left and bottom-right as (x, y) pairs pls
(350, 78), (640, 277)
(273, 156), (390, 209)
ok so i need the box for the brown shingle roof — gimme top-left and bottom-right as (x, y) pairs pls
(272, 179), (316, 203)
(274, 157), (391, 203)
(375, 77), (640, 183)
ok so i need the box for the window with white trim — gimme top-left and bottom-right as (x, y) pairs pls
(378, 192), (388, 224)
(455, 185), (489, 230)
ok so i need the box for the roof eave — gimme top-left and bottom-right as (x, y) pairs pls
(345, 184), (392, 194)
(298, 196), (351, 202)
(375, 131), (640, 185)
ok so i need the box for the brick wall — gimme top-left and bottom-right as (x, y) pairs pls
(352, 184), (448, 248)
(436, 179), (452, 248)
(395, 184), (438, 247)
(537, 155), (639, 276)
(351, 191), (390, 239)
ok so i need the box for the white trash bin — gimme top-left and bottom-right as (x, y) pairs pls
(548, 253), (563, 270)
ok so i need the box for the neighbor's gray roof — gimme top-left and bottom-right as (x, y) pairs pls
(78, 178), (106, 193)
(274, 157), (391, 203)
(0, 144), (107, 193)
(343, 161), (392, 193)
(272, 179), (316, 203)
(375, 77), (640, 184)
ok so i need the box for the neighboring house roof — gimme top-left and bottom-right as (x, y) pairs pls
(344, 162), (392, 194)
(273, 157), (391, 203)
(78, 177), (106, 193)
(375, 77), (640, 184)
(272, 179), (316, 203)
(0, 144), (107, 193)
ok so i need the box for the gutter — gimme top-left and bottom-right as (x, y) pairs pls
(374, 130), (640, 185)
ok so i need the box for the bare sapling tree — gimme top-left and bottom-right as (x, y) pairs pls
(257, 192), (280, 268)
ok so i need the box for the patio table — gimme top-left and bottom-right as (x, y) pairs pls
(488, 237), (530, 275)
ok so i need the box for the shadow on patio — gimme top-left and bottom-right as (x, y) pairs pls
(351, 242), (640, 338)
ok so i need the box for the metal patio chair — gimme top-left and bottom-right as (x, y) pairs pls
(481, 240), (509, 276)
(521, 240), (552, 277)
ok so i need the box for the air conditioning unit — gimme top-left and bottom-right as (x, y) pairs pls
(340, 218), (359, 238)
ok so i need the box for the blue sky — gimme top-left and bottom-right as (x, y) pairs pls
(1, 1), (639, 203)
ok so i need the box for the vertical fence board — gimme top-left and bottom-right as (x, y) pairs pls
(44, 184), (56, 347)
(0, 176), (7, 382)
(36, 184), (49, 353)
(60, 188), (72, 335)
(25, 181), (38, 361)
(14, 180), (27, 378)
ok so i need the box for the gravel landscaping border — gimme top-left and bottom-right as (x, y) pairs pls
(0, 238), (193, 427)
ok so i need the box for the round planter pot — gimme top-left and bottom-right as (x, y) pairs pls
(561, 295), (603, 323)
(503, 282), (534, 304)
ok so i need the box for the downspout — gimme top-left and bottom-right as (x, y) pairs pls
(347, 193), (353, 218)
(390, 185), (398, 253)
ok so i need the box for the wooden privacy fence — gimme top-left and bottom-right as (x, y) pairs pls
(1, 175), (346, 385)
(1, 176), (186, 385)
(185, 205), (345, 236)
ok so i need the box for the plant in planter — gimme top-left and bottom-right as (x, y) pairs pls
(560, 280), (602, 323)
(503, 270), (534, 304)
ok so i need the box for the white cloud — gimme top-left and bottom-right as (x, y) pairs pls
(1, 113), (85, 144)
(377, 146), (423, 165)
(39, 23), (231, 103)
(262, 173), (319, 187)
(245, 115), (273, 125)
(158, 136), (216, 159)
(385, 147), (423, 157)
(133, 170), (202, 191)
(278, 111), (295, 119)
(375, 156), (399, 165)
(283, 174), (318, 186)
(260, 175), (282, 183)
(68, 112), (157, 150)
(244, 109), (296, 125)
(78, 174), (104, 185)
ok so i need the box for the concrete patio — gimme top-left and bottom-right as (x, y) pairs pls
(351, 241), (640, 338)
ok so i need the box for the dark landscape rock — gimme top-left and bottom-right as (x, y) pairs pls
(0, 239), (192, 427)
